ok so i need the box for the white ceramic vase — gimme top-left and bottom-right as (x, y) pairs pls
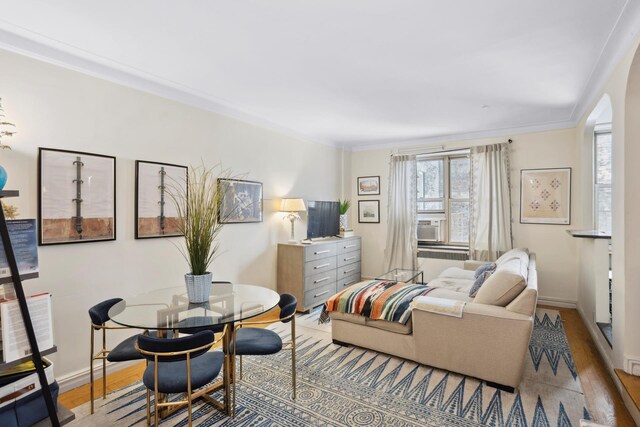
(340, 214), (349, 231)
(185, 272), (212, 303)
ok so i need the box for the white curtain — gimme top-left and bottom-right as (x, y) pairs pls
(469, 143), (513, 261)
(384, 154), (417, 272)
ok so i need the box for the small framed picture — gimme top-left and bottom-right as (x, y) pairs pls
(218, 178), (263, 223)
(520, 168), (572, 225)
(135, 160), (187, 239)
(358, 200), (380, 223)
(38, 147), (116, 245)
(357, 176), (380, 196)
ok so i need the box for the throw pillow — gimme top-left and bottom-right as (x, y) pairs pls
(474, 262), (497, 279)
(469, 270), (493, 297)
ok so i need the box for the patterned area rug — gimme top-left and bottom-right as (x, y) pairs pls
(72, 308), (589, 426)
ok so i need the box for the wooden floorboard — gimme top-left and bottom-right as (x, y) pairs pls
(61, 307), (636, 425)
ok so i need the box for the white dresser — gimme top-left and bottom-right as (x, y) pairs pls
(277, 236), (362, 312)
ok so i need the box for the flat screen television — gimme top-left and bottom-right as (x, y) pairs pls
(306, 201), (340, 239)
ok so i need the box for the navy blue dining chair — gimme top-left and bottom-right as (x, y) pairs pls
(136, 328), (227, 427)
(88, 298), (147, 414)
(230, 293), (297, 417)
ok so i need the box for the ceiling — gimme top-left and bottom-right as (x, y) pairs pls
(0, 1), (639, 150)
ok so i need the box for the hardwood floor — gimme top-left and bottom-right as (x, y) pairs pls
(61, 307), (636, 425)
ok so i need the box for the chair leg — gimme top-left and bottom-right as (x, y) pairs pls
(233, 348), (237, 418)
(239, 355), (243, 380)
(102, 328), (107, 399)
(187, 354), (193, 427)
(90, 325), (95, 414)
(292, 316), (296, 400)
(146, 389), (151, 426)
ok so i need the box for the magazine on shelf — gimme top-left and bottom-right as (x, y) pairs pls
(0, 293), (53, 363)
(0, 219), (39, 282)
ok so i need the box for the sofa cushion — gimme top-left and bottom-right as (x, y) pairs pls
(427, 277), (475, 293)
(438, 267), (476, 281)
(329, 311), (412, 334)
(473, 258), (527, 306)
(496, 248), (529, 268)
(428, 287), (474, 303)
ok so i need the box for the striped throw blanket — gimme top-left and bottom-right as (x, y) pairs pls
(320, 280), (433, 324)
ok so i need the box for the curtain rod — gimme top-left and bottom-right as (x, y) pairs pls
(391, 139), (512, 157)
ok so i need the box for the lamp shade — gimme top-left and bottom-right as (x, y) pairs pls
(281, 198), (306, 212)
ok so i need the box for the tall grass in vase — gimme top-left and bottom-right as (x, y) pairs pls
(168, 164), (229, 303)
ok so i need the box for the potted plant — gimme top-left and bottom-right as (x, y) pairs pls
(168, 164), (229, 303)
(339, 199), (351, 231)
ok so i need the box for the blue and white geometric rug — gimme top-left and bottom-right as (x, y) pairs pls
(72, 308), (590, 426)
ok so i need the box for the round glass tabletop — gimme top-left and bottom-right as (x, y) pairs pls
(108, 283), (280, 331)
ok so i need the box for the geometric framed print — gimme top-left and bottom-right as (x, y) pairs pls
(520, 168), (571, 225)
(135, 160), (187, 239)
(38, 147), (117, 245)
(217, 178), (263, 224)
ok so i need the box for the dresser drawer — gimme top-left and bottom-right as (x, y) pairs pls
(304, 243), (337, 261)
(337, 251), (361, 268)
(304, 256), (337, 277)
(337, 262), (361, 278)
(338, 272), (362, 290)
(305, 269), (337, 291)
(337, 239), (361, 255)
(304, 282), (336, 308)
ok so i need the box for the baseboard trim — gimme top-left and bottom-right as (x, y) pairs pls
(625, 355), (640, 376)
(57, 359), (140, 394)
(537, 296), (577, 308)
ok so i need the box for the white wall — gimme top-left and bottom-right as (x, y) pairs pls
(0, 49), (342, 382)
(574, 35), (640, 373)
(350, 128), (580, 304)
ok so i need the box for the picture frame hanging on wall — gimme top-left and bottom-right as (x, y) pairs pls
(38, 147), (116, 245)
(358, 200), (380, 223)
(135, 160), (187, 239)
(520, 167), (572, 225)
(217, 178), (263, 224)
(357, 176), (380, 196)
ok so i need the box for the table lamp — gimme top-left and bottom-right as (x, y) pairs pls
(281, 198), (306, 243)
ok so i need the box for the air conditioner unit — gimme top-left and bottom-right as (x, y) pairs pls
(418, 220), (441, 242)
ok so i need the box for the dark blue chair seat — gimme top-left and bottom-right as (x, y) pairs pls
(232, 327), (283, 355)
(142, 351), (224, 394)
(106, 334), (143, 362)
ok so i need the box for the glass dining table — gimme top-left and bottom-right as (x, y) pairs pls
(108, 283), (280, 417)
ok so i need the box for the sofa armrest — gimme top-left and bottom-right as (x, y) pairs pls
(412, 302), (533, 388)
(463, 260), (485, 271)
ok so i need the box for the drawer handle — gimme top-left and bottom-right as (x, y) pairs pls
(344, 256), (357, 261)
(343, 269), (356, 274)
(344, 280), (358, 287)
(314, 263), (331, 269)
(315, 250), (331, 255)
(314, 290), (330, 298)
(344, 244), (357, 249)
(314, 277), (330, 284)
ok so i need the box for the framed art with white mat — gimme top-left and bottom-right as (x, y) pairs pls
(520, 167), (571, 225)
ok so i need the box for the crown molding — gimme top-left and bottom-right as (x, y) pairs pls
(570, 0), (640, 123)
(346, 119), (576, 152)
(0, 25), (337, 149)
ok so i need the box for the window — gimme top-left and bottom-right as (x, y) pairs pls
(594, 127), (612, 235)
(417, 153), (470, 245)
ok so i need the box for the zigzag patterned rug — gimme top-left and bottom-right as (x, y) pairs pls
(72, 308), (590, 426)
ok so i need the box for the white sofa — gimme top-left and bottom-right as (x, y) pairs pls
(329, 248), (537, 391)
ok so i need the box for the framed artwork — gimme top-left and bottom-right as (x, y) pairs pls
(218, 178), (263, 223)
(135, 160), (187, 239)
(38, 147), (116, 245)
(358, 200), (380, 223)
(520, 168), (572, 225)
(357, 176), (380, 196)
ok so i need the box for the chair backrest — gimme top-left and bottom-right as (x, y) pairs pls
(137, 330), (215, 362)
(88, 298), (123, 326)
(278, 293), (297, 323)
